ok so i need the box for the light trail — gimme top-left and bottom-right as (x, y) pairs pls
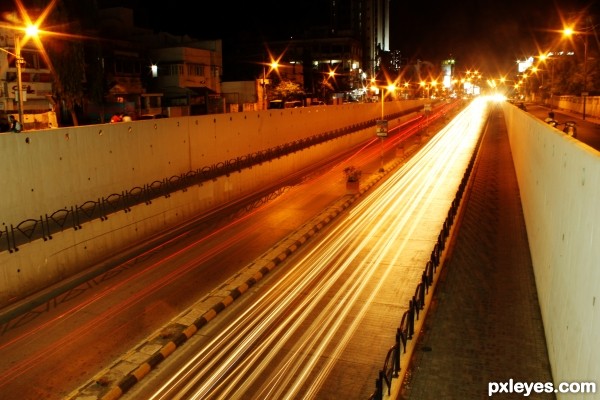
(136, 98), (491, 400)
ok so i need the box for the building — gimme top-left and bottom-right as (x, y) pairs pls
(0, 26), (55, 131)
(2, 1), (391, 125)
(91, 7), (223, 120)
(144, 38), (223, 115)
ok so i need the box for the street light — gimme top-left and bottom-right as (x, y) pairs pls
(564, 25), (590, 120)
(402, 81), (410, 99)
(15, 35), (25, 126)
(583, 36), (588, 120)
(0, 41), (23, 127)
(380, 83), (396, 119)
(375, 82), (396, 172)
(262, 59), (279, 110)
(1, 24), (39, 130)
(539, 53), (556, 110)
(419, 81), (427, 98)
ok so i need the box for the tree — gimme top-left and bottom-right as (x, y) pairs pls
(46, 39), (85, 126)
(271, 80), (305, 101)
(84, 41), (110, 123)
(32, 0), (91, 126)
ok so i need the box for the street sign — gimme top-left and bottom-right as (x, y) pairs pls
(376, 120), (388, 137)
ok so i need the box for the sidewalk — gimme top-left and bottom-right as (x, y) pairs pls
(552, 107), (600, 125)
(398, 105), (555, 399)
(534, 102), (600, 126)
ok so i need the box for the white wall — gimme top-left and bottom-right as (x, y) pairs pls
(503, 102), (600, 397)
(0, 101), (425, 306)
(551, 95), (600, 121)
(0, 101), (422, 225)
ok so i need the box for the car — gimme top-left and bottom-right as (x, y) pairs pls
(268, 100), (303, 109)
(284, 100), (303, 108)
(139, 113), (168, 120)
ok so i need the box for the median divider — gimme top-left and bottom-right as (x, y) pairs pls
(66, 138), (419, 400)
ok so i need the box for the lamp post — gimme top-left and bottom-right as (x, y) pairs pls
(564, 25), (590, 120)
(262, 65), (267, 110)
(1, 35), (26, 127)
(380, 86), (385, 120)
(376, 83), (395, 172)
(540, 53), (556, 111)
(582, 32), (589, 120)
(15, 35), (25, 126)
(261, 60), (279, 110)
(378, 88), (386, 172)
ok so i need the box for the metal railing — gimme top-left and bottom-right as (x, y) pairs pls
(2, 112), (417, 254)
(368, 122), (479, 400)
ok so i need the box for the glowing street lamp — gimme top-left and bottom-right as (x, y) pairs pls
(15, 34), (25, 126)
(539, 53), (556, 110)
(380, 83), (396, 119)
(261, 59), (279, 110)
(419, 81), (426, 98)
(430, 80), (438, 98)
(375, 82), (396, 172)
(402, 81), (410, 99)
(564, 25), (590, 120)
(0, 23), (40, 130)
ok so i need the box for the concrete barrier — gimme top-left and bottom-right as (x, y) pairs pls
(503, 102), (600, 395)
(0, 101), (425, 306)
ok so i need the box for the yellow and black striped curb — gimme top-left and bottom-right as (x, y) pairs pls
(68, 144), (420, 400)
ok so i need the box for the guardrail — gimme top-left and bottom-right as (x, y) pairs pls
(368, 111), (481, 400)
(1, 110), (416, 255)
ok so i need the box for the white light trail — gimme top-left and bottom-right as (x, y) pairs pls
(144, 97), (491, 400)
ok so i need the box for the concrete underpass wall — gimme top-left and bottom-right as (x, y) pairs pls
(502, 102), (600, 393)
(0, 101), (424, 306)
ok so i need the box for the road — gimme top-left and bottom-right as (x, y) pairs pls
(0, 99), (464, 400)
(525, 102), (600, 151)
(113, 99), (488, 400)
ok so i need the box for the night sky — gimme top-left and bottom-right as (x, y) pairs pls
(8, 0), (600, 76)
(138, 1), (326, 42)
(392, 0), (600, 75)
(136, 0), (599, 75)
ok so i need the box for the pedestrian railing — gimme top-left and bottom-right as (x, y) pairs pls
(2, 114), (416, 254)
(368, 132), (477, 400)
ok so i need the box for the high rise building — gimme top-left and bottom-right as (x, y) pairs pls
(362, 0), (390, 77)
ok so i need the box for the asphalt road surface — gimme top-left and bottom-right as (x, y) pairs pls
(0, 99), (464, 400)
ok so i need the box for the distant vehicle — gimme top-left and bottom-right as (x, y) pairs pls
(268, 100), (303, 109)
(284, 100), (303, 108)
(139, 113), (168, 120)
(310, 100), (326, 106)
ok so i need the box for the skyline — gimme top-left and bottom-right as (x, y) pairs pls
(4, 0), (600, 78)
(393, 0), (600, 76)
